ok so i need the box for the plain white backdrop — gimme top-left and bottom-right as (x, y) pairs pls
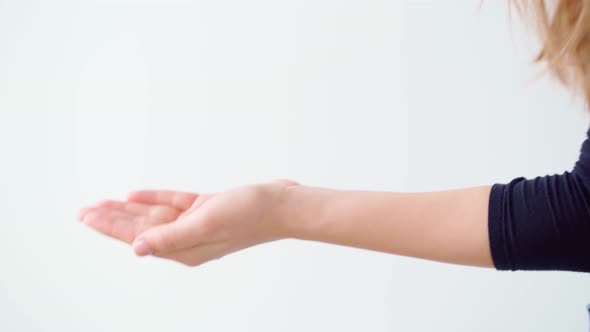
(1, 0), (589, 331)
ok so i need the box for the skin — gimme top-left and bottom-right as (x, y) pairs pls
(78, 179), (494, 268)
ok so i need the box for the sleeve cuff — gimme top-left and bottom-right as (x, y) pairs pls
(488, 180), (519, 271)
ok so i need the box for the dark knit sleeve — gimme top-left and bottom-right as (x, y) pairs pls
(488, 126), (590, 273)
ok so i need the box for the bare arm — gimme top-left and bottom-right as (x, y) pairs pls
(278, 184), (495, 268)
(79, 179), (497, 268)
(79, 125), (590, 271)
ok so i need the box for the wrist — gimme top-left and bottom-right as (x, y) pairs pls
(276, 184), (334, 241)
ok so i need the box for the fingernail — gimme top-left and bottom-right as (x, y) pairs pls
(133, 239), (152, 256)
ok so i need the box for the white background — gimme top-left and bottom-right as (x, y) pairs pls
(1, 0), (589, 331)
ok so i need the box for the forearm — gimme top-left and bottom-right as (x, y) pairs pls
(279, 184), (494, 268)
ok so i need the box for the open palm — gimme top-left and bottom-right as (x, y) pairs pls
(78, 179), (298, 266)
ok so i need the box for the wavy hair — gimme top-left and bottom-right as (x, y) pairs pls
(512, 0), (590, 107)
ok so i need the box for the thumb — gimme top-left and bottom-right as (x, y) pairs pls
(132, 218), (203, 256)
(133, 193), (216, 256)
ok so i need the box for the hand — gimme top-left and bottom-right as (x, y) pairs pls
(78, 179), (300, 266)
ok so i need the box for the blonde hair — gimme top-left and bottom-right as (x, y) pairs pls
(512, 0), (590, 107)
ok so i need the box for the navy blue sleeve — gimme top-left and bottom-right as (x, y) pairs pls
(488, 125), (590, 273)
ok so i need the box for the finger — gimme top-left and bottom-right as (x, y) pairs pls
(95, 200), (181, 221)
(82, 209), (162, 244)
(131, 216), (210, 256)
(84, 207), (162, 225)
(127, 190), (199, 210)
(154, 242), (228, 267)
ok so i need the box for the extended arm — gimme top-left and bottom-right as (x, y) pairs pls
(79, 127), (590, 271)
